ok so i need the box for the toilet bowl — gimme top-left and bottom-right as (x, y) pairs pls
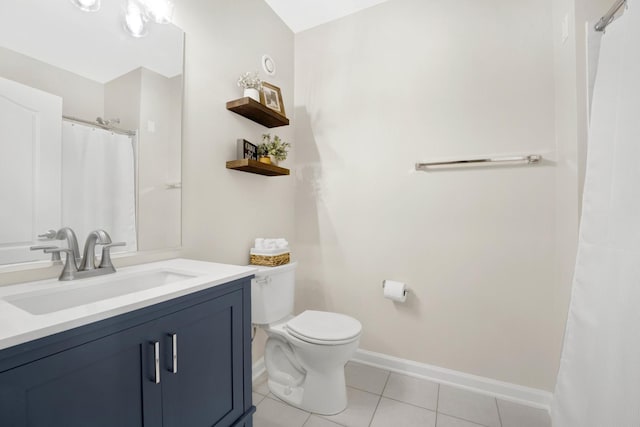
(251, 262), (362, 415)
(263, 311), (361, 414)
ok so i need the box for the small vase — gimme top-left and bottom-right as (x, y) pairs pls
(244, 88), (260, 102)
(258, 156), (271, 165)
(269, 155), (279, 166)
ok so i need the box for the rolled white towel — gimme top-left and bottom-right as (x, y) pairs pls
(253, 237), (289, 251)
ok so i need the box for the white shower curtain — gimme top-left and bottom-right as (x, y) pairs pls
(62, 121), (137, 255)
(552, 2), (640, 426)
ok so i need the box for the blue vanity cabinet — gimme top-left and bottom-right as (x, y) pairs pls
(158, 288), (245, 427)
(0, 319), (162, 427)
(0, 277), (255, 427)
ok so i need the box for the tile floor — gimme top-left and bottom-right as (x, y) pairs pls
(252, 361), (551, 427)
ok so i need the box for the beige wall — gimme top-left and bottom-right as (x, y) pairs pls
(104, 69), (142, 133)
(175, 0), (294, 360)
(0, 46), (104, 119)
(551, 0), (582, 397)
(294, 0), (561, 391)
(176, 0), (294, 264)
(137, 69), (183, 251)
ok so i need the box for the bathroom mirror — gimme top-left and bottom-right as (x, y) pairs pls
(0, 0), (184, 266)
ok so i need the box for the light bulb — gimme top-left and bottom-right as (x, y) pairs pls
(123, 2), (148, 38)
(70, 0), (101, 12)
(140, 0), (174, 24)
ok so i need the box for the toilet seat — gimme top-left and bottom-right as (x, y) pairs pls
(285, 310), (362, 345)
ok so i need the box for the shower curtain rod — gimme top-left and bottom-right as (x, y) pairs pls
(62, 115), (136, 137)
(595, 0), (627, 31)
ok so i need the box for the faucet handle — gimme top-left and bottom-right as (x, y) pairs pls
(44, 248), (79, 280)
(30, 245), (62, 262)
(37, 229), (58, 241)
(99, 242), (126, 269)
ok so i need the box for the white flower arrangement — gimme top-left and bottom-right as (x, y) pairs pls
(237, 72), (262, 90)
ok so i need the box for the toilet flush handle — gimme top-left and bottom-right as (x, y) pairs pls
(254, 276), (272, 285)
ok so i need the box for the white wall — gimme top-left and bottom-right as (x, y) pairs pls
(294, 0), (562, 391)
(0, 47), (104, 119)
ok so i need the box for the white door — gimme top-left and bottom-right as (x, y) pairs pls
(0, 76), (62, 264)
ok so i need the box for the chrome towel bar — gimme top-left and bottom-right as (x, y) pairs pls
(415, 155), (542, 170)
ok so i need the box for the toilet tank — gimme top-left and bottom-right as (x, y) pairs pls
(251, 261), (297, 325)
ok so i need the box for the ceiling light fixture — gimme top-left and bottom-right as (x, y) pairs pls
(139, 0), (175, 24)
(123, 1), (148, 38)
(72, 0), (174, 38)
(70, 0), (101, 12)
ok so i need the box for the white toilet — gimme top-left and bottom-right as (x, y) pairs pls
(251, 262), (362, 415)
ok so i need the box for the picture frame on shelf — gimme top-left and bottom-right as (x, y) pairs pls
(260, 82), (286, 116)
(236, 139), (258, 160)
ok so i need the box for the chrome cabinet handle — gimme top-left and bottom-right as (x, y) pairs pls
(170, 333), (178, 374)
(152, 341), (160, 384)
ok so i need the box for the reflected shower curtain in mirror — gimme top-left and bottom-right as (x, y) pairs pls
(61, 121), (137, 255)
(552, 1), (640, 426)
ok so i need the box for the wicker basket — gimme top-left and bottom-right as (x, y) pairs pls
(250, 252), (290, 267)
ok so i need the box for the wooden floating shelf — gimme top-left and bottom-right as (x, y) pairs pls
(226, 97), (290, 128)
(226, 159), (290, 176)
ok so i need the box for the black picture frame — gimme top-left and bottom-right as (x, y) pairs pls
(236, 139), (258, 160)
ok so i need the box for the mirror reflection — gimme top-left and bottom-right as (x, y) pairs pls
(0, 0), (184, 266)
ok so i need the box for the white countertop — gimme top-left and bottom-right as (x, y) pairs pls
(0, 258), (257, 351)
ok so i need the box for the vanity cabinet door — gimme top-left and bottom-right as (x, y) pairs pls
(0, 322), (161, 427)
(159, 289), (245, 427)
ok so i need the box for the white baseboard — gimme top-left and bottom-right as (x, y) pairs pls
(252, 349), (552, 411)
(352, 349), (552, 411)
(252, 357), (266, 383)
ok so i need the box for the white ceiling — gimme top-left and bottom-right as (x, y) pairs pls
(0, 0), (183, 84)
(263, 0), (394, 33)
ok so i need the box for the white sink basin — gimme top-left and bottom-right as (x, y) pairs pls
(5, 269), (197, 315)
(0, 258), (257, 351)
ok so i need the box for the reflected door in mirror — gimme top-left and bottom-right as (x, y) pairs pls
(0, 77), (62, 264)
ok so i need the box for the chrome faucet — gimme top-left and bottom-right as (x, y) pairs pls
(56, 227), (81, 263)
(79, 229), (112, 271)
(30, 227), (81, 263)
(31, 228), (125, 281)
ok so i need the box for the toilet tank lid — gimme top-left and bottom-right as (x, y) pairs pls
(286, 310), (362, 342)
(250, 261), (297, 276)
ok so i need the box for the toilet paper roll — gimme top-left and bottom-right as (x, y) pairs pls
(383, 280), (407, 303)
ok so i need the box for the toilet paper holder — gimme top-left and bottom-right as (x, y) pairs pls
(382, 280), (409, 296)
